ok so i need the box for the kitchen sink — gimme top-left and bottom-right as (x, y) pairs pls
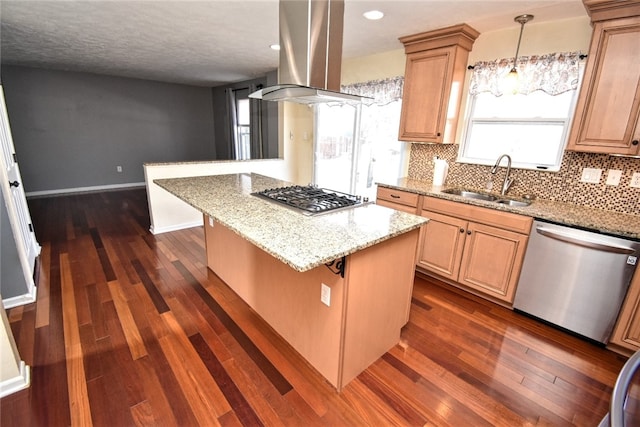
(441, 189), (498, 201)
(442, 188), (531, 207)
(494, 199), (531, 207)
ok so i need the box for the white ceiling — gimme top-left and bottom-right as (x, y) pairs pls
(0, 0), (588, 87)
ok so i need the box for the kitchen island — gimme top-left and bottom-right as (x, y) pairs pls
(154, 173), (427, 390)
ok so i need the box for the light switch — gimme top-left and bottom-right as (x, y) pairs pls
(580, 168), (602, 184)
(320, 283), (331, 306)
(606, 169), (622, 186)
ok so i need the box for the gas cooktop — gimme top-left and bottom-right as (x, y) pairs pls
(252, 185), (368, 216)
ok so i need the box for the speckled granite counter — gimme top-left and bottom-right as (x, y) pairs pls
(378, 178), (640, 240)
(154, 173), (428, 271)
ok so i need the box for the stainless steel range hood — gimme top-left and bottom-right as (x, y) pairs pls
(249, 0), (367, 104)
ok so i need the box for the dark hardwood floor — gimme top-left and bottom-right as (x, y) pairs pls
(1, 188), (630, 426)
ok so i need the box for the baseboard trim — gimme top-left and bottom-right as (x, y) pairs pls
(2, 286), (37, 309)
(0, 361), (30, 398)
(150, 220), (203, 235)
(26, 182), (146, 198)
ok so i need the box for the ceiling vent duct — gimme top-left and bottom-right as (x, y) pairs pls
(249, 0), (367, 104)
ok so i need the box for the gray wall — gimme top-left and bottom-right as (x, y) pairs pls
(1, 66), (217, 193)
(1, 189), (29, 299)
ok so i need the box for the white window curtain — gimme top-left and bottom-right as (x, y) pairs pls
(469, 51), (584, 96)
(225, 88), (241, 159)
(248, 83), (264, 160)
(341, 76), (404, 105)
(314, 77), (406, 199)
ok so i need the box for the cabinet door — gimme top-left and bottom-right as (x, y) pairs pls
(610, 269), (640, 351)
(458, 222), (528, 303)
(399, 47), (453, 143)
(567, 16), (640, 155)
(416, 210), (467, 280)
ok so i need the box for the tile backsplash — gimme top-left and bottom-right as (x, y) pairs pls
(408, 144), (640, 215)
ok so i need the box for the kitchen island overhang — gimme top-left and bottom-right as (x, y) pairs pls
(155, 173), (428, 390)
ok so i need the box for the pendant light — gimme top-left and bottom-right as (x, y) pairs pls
(505, 14), (533, 94)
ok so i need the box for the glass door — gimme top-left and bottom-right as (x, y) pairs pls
(314, 100), (406, 200)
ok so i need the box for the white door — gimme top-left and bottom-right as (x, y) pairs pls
(0, 85), (40, 306)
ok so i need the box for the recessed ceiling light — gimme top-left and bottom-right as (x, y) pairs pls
(270, 44), (281, 51)
(363, 10), (384, 20)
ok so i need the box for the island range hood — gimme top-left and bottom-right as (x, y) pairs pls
(249, 0), (368, 104)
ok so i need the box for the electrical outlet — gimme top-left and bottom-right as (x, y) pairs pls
(580, 167), (602, 184)
(320, 283), (331, 307)
(606, 169), (622, 186)
(116, 165), (123, 173)
(631, 172), (640, 188)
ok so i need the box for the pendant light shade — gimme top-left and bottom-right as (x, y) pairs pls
(506, 14), (533, 94)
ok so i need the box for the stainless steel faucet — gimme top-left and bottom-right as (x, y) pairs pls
(491, 154), (514, 195)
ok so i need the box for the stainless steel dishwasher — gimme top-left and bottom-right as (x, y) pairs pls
(513, 220), (640, 344)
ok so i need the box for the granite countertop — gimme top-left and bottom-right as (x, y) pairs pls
(378, 178), (640, 240)
(154, 173), (428, 272)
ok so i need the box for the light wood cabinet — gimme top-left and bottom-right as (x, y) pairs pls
(417, 197), (532, 304)
(398, 24), (479, 144)
(376, 186), (420, 214)
(415, 210), (466, 280)
(610, 269), (640, 352)
(566, 1), (640, 155)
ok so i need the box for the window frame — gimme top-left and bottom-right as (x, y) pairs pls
(458, 63), (583, 172)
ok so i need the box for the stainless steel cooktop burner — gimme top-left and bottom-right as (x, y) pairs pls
(252, 185), (368, 216)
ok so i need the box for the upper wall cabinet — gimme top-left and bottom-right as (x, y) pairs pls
(566, 0), (640, 155)
(398, 24), (479, 144)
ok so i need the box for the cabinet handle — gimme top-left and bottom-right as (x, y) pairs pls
(390, 194), (400, 198)
(632, 140), (639, 146)
(467, 230), (472, 235)
(437, 132), (441, 137)
(459, 228), (465, 233)
(8, 180), (19, 188)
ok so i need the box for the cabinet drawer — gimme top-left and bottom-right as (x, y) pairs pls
(377, 187), (419, 208)
(377, 199), (419, 214)
(423, 196), (532, 234)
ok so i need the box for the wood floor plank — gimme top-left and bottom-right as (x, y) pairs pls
(34, 242), (51, 329)
(60, 253), (93, 427)
(188, 332), (264, 427)
(2, 189), (628, 426)
(159, 312), (231, 421)
(107, 280), (148, 360)
(14, 304), (35, 367)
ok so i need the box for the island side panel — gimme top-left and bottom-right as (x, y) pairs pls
(204, 215), (345, 388)
(339, 229), (420, 388)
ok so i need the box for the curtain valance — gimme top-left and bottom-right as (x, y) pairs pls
(341, 76), (404, 106)
(469, 51), (584, 96)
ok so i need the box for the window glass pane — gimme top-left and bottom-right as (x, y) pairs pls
(473, 91), (574, 118)
(356, 101), (405, 200)
(459, 89), (577, 171)
(237, 98), (250, 125)
(315, 104), (356, 194)
(315, 100), (406, 199)
(464, 122), (566, 166)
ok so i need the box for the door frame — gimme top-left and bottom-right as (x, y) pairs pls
(0, 85), (40, 308)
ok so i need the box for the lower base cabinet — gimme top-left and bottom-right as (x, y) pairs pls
(417, 196), (532, 304)
(610, 270), (640, 352)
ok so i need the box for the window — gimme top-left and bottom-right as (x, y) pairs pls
(459, 52), (584, 171)
(236, 98), (250, 160)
